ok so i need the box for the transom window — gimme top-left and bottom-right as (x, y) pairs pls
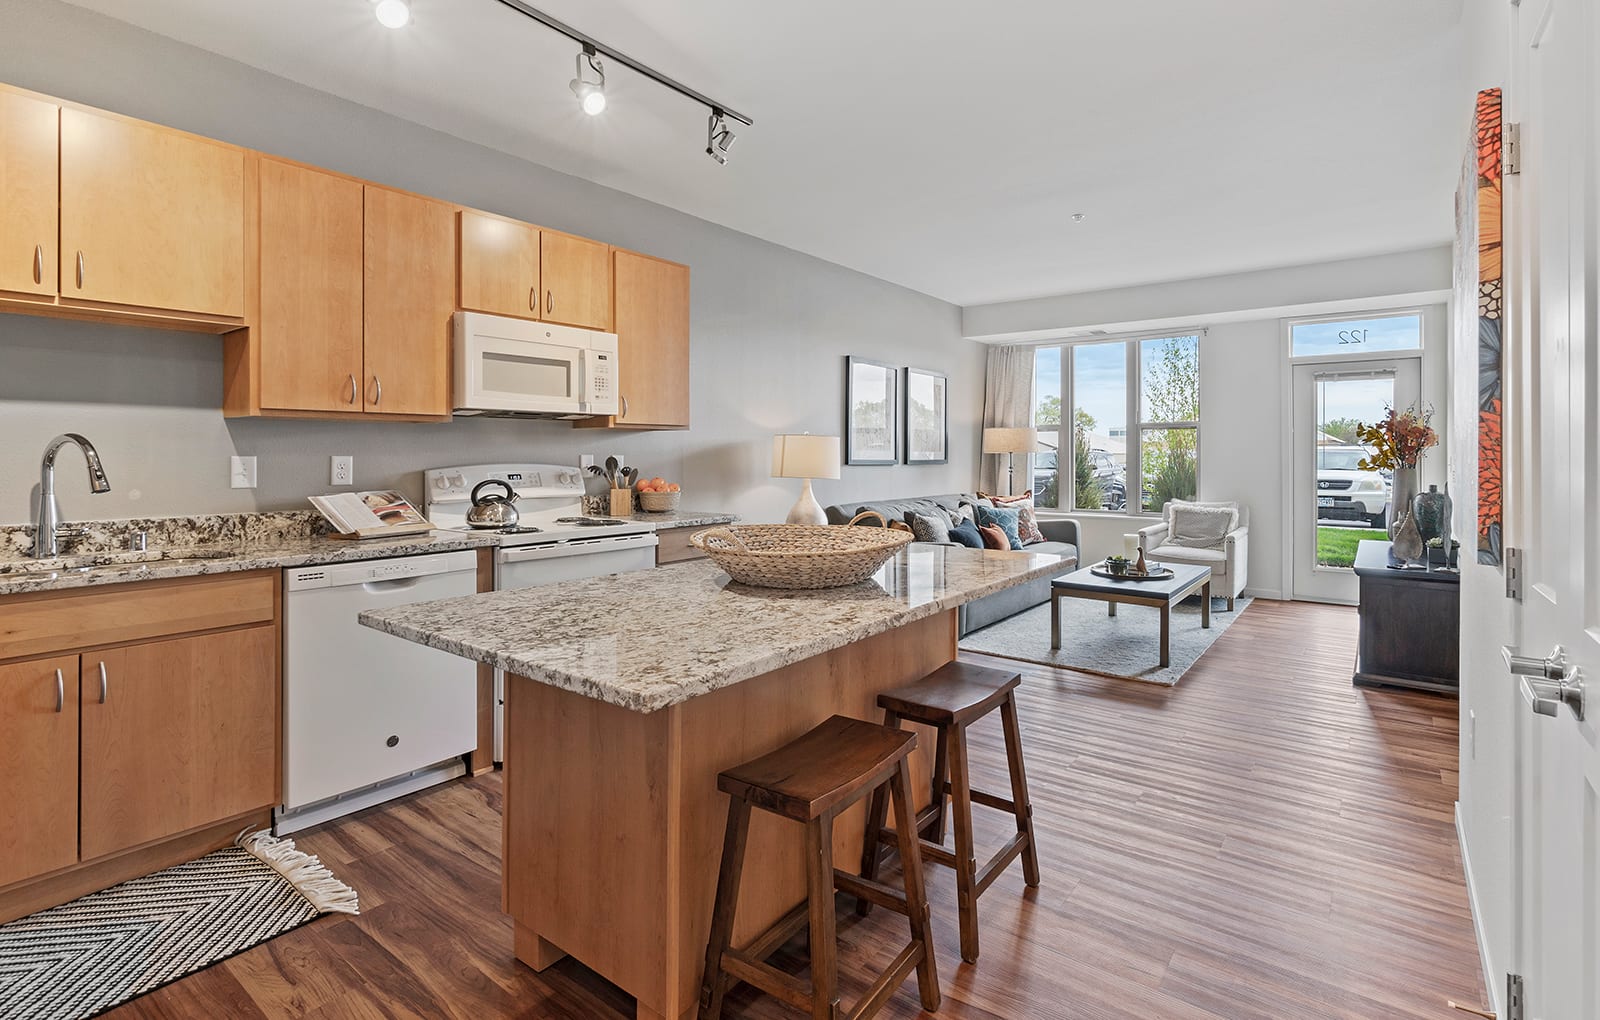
(1289, 313), (1422, 358)
(1032, 335), (1200, 514)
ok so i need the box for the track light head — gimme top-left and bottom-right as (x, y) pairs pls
(373, 0), (411, 29)
(569, 48), (607, 116)
(706, 109), (736, 165)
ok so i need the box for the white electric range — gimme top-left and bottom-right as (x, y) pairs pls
(425, 463), (659, 760)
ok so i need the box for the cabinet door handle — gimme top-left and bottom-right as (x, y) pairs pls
(530, 286), (537, 312)
(97, 661), (108, 704)
(371, 375), (382, 407)
(54, 668), (64, 713)
(34, 244), (43, 285)
(76, 251), (85, 290)
(546, 290), (553, 314)
(346, 373), (357, 405)
(621, 395), (629, 419)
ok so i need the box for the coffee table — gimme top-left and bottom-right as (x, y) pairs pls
(1049, 562), (1213, 668)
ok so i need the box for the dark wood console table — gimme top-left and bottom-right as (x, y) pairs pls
(1351, 539), (1459, 695)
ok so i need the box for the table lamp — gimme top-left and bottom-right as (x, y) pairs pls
(982, 427), (1037, 496)
(772, 434), (841, 525)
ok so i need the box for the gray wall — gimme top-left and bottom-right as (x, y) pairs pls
(0, 0), (981, 527)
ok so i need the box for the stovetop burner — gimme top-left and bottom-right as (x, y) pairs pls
(554, 517), (627, 527)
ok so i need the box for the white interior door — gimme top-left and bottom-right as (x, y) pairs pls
(1508, 0), (1600, 1015)
(1290, 359), (1420, 603)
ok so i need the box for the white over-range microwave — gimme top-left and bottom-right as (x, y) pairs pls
(452, 311), (619, 419)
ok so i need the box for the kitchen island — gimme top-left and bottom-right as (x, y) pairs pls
(360, 543), (1064, 1020)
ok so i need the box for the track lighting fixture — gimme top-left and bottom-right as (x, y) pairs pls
(374, 0), (411, 29)
(488, 1), (753, 162)
(569, 47), (607, 116)
(706, 109), (736, 165)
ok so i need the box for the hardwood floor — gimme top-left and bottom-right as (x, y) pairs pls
(107, 599), (1482, 1019)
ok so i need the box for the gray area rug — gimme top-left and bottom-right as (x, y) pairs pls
(0, 831), (358, 1020)
(960, 595), (1252, 686)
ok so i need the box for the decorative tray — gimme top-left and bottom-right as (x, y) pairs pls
(1090, 562), (1175, 582)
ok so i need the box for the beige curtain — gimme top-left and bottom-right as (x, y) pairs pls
(980, 344), (1034, 494)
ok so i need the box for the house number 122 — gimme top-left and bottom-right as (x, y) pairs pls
(1338, 329), (1369, 345)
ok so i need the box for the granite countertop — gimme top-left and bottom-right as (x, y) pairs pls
(359, 544), (1065, 713)
(0, 512), (498, 596)
(620, 509), (738, 529)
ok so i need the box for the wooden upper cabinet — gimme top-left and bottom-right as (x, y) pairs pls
(612, 249), (690, 428)
(540, 229), (612, 331)
(59, 108), (245, 317)
(258, 159), (365, 413)
(460, 209), (540, 319)
(0, 655), (79, 887)
(0, 91), (59, 297)
(363, 186), (455, 416)
(79, 627), (277, 861)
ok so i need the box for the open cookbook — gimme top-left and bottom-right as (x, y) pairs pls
(308, 490), (434, 539)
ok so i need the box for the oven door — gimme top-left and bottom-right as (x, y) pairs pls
(457, 332), (585, 415)
(496, 533), (659, 589)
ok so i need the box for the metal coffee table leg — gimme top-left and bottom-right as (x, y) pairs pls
(1050, 591), (1061, 649)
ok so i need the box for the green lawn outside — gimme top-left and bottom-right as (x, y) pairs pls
(1317, 527), (1387, 568)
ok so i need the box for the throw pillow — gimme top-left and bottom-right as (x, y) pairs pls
(984, 493), (1044, 545)
(904, 510), (951, 544)
(978, 489), (1033, 504)
(974, 505), (1024, 550)
(977, 523), (1010, 550)
(1168, 503), (1236, 548)
(948, 503), (976, 527)
(948, 518), (984, 548)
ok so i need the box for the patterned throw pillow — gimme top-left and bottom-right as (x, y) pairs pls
(974, 505), (1024, 550)
(904, 510), (951, 544)
(1168, 504), (1236, 548)
(977, 523), (1010, 550)
(948, 518), (985, 548)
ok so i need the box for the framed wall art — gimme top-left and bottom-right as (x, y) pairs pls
(904, 367), (948, 464)
(845, 356), (898, 465)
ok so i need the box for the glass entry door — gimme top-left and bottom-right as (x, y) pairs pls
(1290, 359), (1420, 603)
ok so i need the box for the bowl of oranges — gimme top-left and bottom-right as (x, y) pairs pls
(635, 477), (682, 513)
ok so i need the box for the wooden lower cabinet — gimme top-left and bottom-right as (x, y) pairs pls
(0, 655), (79, 887)
(80, 625), (278, 861)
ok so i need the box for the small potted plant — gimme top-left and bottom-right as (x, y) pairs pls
(1104, 554), (1131, 576)
(1425, 537), (1448, 569)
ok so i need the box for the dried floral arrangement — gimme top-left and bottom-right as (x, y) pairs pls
(1355, 405), (1439, 471)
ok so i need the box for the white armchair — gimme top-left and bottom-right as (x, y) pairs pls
(1138, 500), (1250, 610)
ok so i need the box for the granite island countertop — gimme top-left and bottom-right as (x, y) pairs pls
(619, 509), (738, 529)
(359, 543), (1065, 713)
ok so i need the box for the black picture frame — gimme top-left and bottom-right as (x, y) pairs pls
(903, 367), (948, 464)
(845, 356), (898, 465)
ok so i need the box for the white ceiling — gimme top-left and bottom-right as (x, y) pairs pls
(61, 0), (1467, 307)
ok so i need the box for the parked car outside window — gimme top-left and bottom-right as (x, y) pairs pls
(1316, 445), (1390, 527)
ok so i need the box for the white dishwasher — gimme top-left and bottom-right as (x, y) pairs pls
(276, 550), (478, 835)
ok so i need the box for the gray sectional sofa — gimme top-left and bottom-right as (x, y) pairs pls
(823, 493), (1079, 636)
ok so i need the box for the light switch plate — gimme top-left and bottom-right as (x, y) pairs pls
(331, 455), (353, 486)
(230, 456), (257, 489)
(579, 454), (595, 470)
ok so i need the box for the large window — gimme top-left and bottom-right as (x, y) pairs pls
(1032, 335), (1200, 513)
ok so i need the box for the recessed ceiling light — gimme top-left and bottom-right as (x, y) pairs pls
(374, 0), (411, 28)
(569, 48), (607, 116)
(1071, 212), (1087, 223)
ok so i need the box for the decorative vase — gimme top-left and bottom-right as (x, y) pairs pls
(1388, 465), (1420, 539)
(1412, 484), (1452, 546)
(1392, 511), (1425, 562)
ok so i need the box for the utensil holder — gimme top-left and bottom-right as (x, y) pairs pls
(610, 488), (634, 517)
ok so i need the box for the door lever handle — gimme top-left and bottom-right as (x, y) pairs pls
(1503, 644), (1568, 680)
(1521, 671), (1586, 721)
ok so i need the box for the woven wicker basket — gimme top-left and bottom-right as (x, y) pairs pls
(637, 489), (682, 513)
(689, 512), (911, 589)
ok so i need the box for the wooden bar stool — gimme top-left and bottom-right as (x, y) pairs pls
(859, 661), (1040, 964)
(700, 714), (941, 1020)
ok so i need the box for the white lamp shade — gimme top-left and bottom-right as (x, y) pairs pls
(772, 434), (841, 480)
(982, 427), (1038, 455)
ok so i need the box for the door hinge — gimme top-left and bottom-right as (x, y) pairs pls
(1505, 122), (1522, 175)
(1505, 973), (1524, 1020)
(1505, 547), (1523, 600)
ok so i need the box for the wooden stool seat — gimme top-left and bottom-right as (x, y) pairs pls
(876, 661), (1021, 728)
(862, 662), (1039, 964)
(700, 714), (940, 1020)
(718, 714), (917, 822)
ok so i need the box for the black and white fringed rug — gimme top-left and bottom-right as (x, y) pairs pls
(0, 830), (359, 1020)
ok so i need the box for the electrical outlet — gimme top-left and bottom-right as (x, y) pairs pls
(579, 454), (595, 470)
(331, 455), (354, 486)
(230, 456), (257, 489)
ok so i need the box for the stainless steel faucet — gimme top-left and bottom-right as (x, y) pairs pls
(34, 434), (111, 558)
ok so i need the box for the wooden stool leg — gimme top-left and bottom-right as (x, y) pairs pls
(699, 798), (752, 1020)
(804, 814), (841, 1020)
(1000, 691), (1041, 888)
(856, 712), (899, 916)
(927, 724), (950, 846)
(889, 757), (941, 1012)
(946, 722), (981, 964)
